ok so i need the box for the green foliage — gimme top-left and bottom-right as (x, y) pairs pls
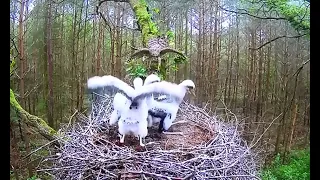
(152, 8), (160, 14)
(166, 30), (174, 41)
(125, 61), (148, 78)
(27, 175), (39, 180)
(273, 0), (309, 34)
(35, 98), (47, 117)
(173, 55), (188, 65)
(249, 0), (310, 35)
(261, 148), (310, 180)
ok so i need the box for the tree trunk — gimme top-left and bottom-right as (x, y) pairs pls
(288, 101), (298, 151)
(97, 19), (103, 75)
(75, 1), (84, 111)
(208, 5), (214, 103)
(256, 29), (263, 122)
(46, 0), (54, 129)
(265, 27), (272, 111)
(92, 17), (96, 75)
(196, 0), (203, 105)
(10, 89), (59, 146)
(110, 25), (115, 75)
(189, 11), (193, 83)
(127, 0), (175, 75)
(115, 3), (122, 78)
(233, 14), (240, 109)
(128, 0), (159, 45)
(18, 0), (26, 109)
(183, 9), (188, 79)
(70, 2), (78, 113)
(224, 23), (231, 104)
(23, 123), (34, 177)
(78, 0), (89, 111)
(213, 0), (220, 98)
(10, 123), (21, 180)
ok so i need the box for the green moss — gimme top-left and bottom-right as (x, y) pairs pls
(10, 89), (57, 137)
(132, 0), (159, 45)
(10, 89), (23, 111)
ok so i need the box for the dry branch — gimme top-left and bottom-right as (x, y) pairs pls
(249, 34), (307, 50)
(219, 5), (286, 20)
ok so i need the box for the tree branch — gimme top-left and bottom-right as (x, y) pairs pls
(249, 34), (307, 50)
(219, 5), (286, 20)
(10, 37), (21, 59)
(282, 59), (310, 129)
(95, 2), (113, 33)
(292, 59), (310, 77)
(98, 0), (129, 4)
(96, 0), (140, 31)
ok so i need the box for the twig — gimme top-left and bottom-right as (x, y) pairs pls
(67, 109), (79, 128)
(163, 132), (184, 135)
(22, 139), (59, 160)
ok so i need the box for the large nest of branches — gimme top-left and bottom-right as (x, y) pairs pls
(39, 95), (263, 179)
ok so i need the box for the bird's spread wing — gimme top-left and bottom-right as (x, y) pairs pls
(87, 75), (136, 101)
(129, 48), (150, 60)
(131, 81), (184, 105)
(144, 74), (161, 85)
(159, 48), (186, 59)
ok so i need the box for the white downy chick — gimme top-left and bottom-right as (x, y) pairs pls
(118, 98), (149, 146)
(109, 77), (143, 125)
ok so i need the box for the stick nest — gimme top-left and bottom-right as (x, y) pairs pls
(39, 96), (262, 179)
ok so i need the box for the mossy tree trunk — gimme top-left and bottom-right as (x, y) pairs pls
(10, 89), (60, 146)
(11, 53), (59, 146)
(104, 0), (165, 77)
(128, 0), (159, 45)
(98, 0), (186, 79)
(127, 0), (163, 75)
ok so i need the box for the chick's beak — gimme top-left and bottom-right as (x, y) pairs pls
(190, 88), (196, 96)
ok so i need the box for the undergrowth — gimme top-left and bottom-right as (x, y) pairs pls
(261, 148), (310, 180)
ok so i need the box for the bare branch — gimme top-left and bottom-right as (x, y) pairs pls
(95, 3), (113, 33)
(96, 0), (141, 31)
(98, 0), (129, 4)
(249, 34), (307, 50)
(219, 5), (286, 20)
(10, 37), (21, 59)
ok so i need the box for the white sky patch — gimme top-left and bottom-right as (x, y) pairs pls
(11, 0), (35, 24)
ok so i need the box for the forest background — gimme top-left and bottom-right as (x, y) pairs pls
(10, 0), (310, 179)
